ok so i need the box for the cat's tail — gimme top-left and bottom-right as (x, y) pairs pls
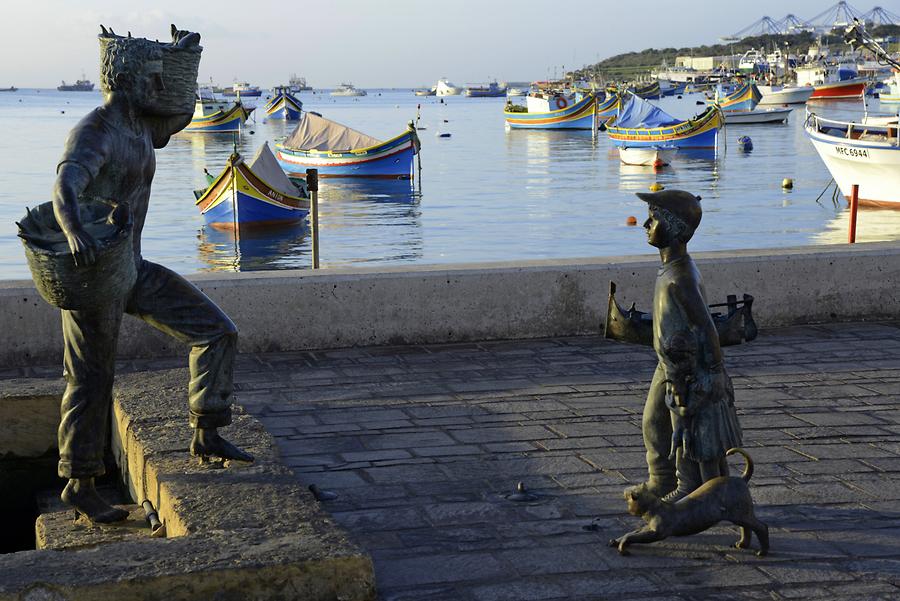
(726, 448), (754, 482)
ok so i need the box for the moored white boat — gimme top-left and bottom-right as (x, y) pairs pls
(805, 109), (900, 208)
(618, 145), (677, 167)
(435, 78), (462, 96)
(331, 83), (367, 97)
(723, 107), (791, 124)
(756, 85), (814, 105)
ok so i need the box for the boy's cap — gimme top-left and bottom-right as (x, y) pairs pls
(636, 189), (702, 231)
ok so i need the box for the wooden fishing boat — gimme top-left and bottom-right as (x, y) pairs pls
(618, 145), (676, 167)
(806, 109), (900, 208)
(715, 82), (762, 111)
(607, 93), (721, 149)
(276, 112), (420, 178)
(185, 99), (250, 132)
(264, 88), (303, 120)
(661, 82), (686, 97)
(503, 93), (617, 130)
(195, 142), (309, 230)
(630, 81), (660, 99)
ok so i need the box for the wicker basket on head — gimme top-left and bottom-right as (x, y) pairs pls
(19, 200), (137, 311)
(157, 44), (202, 114)
(98, 34), (202, 115)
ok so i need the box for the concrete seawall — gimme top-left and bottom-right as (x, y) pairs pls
(2, 242), (899, 367)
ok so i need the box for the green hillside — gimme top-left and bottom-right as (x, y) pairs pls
(574, 25), (900, 82)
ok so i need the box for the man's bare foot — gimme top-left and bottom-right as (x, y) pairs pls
(61, 478), (129, 523)
(190, 428), (254, 463)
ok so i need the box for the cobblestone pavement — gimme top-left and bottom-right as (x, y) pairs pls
(10, 323), (900, 600)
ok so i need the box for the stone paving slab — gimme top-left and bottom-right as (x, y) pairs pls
(3, 322), (899, 599)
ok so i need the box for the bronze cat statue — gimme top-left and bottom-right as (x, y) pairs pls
(609, 448), (769, 556)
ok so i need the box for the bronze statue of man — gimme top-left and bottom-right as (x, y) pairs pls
(52, 26), (252, 523)
(630, 190), (742, 503)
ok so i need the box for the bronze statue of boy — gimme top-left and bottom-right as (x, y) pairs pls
(51, 26), (252, 523)
(629, 190), (742, 503)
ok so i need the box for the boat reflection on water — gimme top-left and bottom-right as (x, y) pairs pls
(505, 128), (596, 157)
(813, 206), (900, 245)
(505, 129), (597, 188)
(314, 178), (420, 205)
(198, 221), (310, 272)
(617, 147), (719, 193)
(312, 179), (424, 264)
(675, 147), (718, 165)
(617, 161), (675, 191)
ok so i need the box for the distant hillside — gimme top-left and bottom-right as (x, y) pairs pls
(574, 25), (900, 82)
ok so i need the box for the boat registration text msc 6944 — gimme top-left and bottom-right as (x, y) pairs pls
(835, 146), (869, 158)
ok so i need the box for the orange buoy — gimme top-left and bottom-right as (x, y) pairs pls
(626, 216), (638, 226)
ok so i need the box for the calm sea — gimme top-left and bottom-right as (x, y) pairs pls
(1, 88), (897, 279)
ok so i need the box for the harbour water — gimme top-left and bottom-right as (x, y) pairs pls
(1, 88), (897, 279)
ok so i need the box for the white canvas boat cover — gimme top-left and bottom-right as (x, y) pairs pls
(247, 142), (301, 197)
(283, 112), (383, 152)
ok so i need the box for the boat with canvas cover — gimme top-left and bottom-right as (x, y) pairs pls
(275, 112), (420, 178)
(264, 88), (303, 120)
(503, 93), (617, 130)
(195, 142), (310, 229)
(606, 93), (721, 149)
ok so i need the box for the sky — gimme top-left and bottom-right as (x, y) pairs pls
(1, 0), (872, 89)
